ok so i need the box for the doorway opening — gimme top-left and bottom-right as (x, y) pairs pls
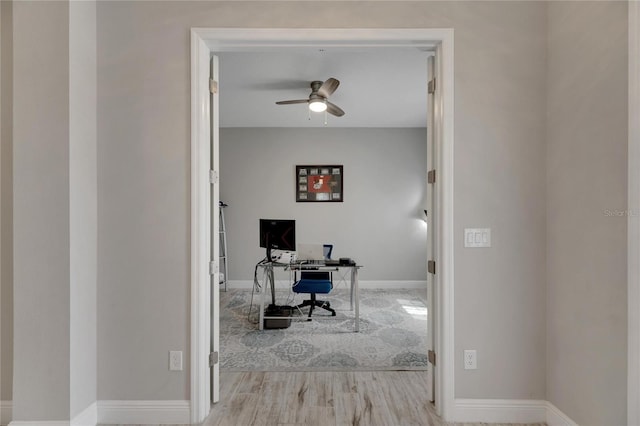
(190, 28), (454, 425)
(216, 47), (430, 378)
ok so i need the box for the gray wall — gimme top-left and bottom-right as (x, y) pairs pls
(12, 1), (71, 420)
(0, 1), (627, 423)
(546, 2), (628, 424)
(69, 0), (98, 419)
(8, 0), (98, 420)
(97, 0), (548, 401)
(0, 0), (13, 405)
(220, 127), (429, 282)
(450, 2), (547, 399)
(97, 1), (191, 400)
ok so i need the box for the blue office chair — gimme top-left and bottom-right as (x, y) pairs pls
(293, 271), (335, 319)
(292, 244), (336, 319)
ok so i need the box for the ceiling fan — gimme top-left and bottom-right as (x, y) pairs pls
(275, 78), (345, 117)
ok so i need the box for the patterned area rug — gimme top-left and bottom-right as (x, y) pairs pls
(219, 288), (429, 371)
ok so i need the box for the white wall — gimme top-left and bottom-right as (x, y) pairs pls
(220, 127), (428, 282)
(97, 0), (548, 402)
(69, 0), (97, 419)
(546, 2), (628, 424)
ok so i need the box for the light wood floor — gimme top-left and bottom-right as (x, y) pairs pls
(203, 371), (546, 426)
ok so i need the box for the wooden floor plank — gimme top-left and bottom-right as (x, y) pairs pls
(199, 370), (545, 426)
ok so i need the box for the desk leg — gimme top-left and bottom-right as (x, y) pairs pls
(259, 267), (267, 331)
(350, 268), (354, 310)
(268, 267), (276, 306)
(352, 266), (359, 332)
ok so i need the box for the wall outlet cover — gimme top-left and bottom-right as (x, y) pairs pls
(464, 349), (477, 370)
(169, 350), (183, 371)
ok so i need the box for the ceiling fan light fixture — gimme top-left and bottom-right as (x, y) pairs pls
(275, 78), (344, 117)
(309, 100), (327, 113)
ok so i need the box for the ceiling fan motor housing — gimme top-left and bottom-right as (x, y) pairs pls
(310, 81), (324, 93)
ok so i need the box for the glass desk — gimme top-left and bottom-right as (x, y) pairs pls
(258, 261), (362, 332)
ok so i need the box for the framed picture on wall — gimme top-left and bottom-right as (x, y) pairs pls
(296, 165), (343, 202)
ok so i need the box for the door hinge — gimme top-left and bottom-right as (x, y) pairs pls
(209, 170), (218, 184)
(427, 169), (436, 184)
(209, 351), (219, 367)
(428, 78), (436, 94)
(209, 79), (218, 94)
(428, 350), (436, 366)
(428, 260), (436, 275)
(209, 261), (218, 275)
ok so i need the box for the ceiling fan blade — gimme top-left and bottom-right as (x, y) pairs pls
(317, 78), (340, 98)
(275, 99), (308, 105)
(326, 101), (345, 117)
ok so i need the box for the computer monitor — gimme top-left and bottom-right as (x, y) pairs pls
(259, 219), (296, 261)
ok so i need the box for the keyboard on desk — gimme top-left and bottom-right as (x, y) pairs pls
(299, 260), (324, 267)
(295, 259), (342, 267)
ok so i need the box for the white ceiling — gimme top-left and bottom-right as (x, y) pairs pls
(218, 48), (431, 128)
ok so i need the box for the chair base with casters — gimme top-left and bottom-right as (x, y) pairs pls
(295, 293), (336, 319)
(292, 271), (335, 320)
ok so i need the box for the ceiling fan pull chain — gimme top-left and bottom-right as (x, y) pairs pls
(324, 110), (328, 126)
(308, 108), (311, 121)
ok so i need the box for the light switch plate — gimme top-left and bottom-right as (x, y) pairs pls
(464, 228), (491, 248)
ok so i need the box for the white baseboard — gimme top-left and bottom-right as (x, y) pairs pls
(1, 401), (12, 426)
(4, 401), (188, 425)
(2, 400), (96, 426)
(546, 401), (579, 426)
(228, 279), (286, 289)
(71, 402), (97, 426)
(227, 280), (427, 290)
(97, 400), (190, 424)
(454, 399), (547, 423)
(359, 280), (426, 289)
(1, 397), (578, 425)
(453, 399), (577, 425)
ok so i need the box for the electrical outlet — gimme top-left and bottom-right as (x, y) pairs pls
(169, 351), (183, 371)
(464, 350), (477, 370)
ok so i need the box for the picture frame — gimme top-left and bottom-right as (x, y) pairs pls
(296, 165), (343, 202)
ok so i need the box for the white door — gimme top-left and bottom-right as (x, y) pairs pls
(210, 54), (221, 403)
(425, 54), (436, 403)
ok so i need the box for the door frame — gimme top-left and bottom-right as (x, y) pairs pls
(190, 27), (455, 424)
